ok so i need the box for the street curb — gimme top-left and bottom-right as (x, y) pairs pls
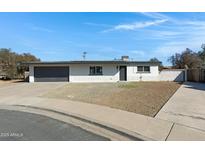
(12, 104), (152, 141)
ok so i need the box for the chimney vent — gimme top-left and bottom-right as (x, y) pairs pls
(121, 56), (129, 61)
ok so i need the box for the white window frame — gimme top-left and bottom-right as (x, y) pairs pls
(137, 66), (150, 73)
(89, 66), (103, 75)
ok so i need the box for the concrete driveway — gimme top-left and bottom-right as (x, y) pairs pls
(0, 82), (66, 104)
(156, 82), (205, 131)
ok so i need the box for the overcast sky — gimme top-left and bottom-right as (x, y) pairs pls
(0, 12), (205, 65)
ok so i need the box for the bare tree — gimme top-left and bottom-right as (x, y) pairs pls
(149, 57), (163, 71)
(198, 44), (205, 63)
(168, 48), (202, 69)
(0, 48), (40, 79)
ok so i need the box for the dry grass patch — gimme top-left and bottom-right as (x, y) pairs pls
(43, 82), (181, 117)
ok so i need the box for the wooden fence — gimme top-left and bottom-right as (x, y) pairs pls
(187, 68), (205, 82)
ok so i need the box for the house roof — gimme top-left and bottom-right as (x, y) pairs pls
(21, 60), (161, 66)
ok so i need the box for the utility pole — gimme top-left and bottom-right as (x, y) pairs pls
(201, 44), (205, 50)
(82, 52), (87, 60)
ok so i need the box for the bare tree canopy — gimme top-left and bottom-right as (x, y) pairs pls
(149, 57), (163, 71)
(168, 48), (203, 69)
(0, 48), (40, 79)
(198, 44), (205, 64)
(149, 57), (161, 63)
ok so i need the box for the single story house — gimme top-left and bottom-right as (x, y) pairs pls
(23, 56), (162, 83)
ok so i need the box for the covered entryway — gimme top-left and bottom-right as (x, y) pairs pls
(34, 66), (69, 82)
(119, 66), (127, 81)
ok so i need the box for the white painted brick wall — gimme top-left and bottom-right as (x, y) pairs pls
(127, 65), (159, 81)
(159, 70), (185, 82)
(69, 64), (119, 82)
(29, 64), (161, 82)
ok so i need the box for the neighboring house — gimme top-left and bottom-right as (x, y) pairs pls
(23, 56), (162, 83)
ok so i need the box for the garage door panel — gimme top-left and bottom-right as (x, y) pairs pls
(34, 67), (69, 82)
(34, 77), (69, 82)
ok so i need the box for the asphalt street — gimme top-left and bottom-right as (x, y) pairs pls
(0, 109), (109, 141)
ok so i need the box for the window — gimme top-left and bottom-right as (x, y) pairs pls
(89, 66), (103, 75)
(144, 66), (150, 72)
(137, 66), (143, 72)
(90, 66), (95, 75)
(96, 66), (103, 75)
(137, 66), (150, 73)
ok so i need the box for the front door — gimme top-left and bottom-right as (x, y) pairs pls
(119, 66), (127, 81)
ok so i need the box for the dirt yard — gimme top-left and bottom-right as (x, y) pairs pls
(0, 80), (24, 88)
(43, 82), (181, 117)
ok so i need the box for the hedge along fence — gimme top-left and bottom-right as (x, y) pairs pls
(187, 68), (205, 82)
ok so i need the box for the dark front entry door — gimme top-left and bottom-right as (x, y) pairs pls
(34, 66), (69, 82)
(119, 66), (127, 81)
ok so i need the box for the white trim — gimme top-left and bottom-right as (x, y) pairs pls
(29, 65), (34, 83)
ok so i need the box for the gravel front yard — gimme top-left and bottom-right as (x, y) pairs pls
(42, 82), (181, 117)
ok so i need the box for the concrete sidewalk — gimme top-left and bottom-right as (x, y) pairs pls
(156, 82), (205, 132)
(1, 95), (205, 140)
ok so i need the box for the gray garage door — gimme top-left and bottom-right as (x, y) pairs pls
(34, 66), (69, 82)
